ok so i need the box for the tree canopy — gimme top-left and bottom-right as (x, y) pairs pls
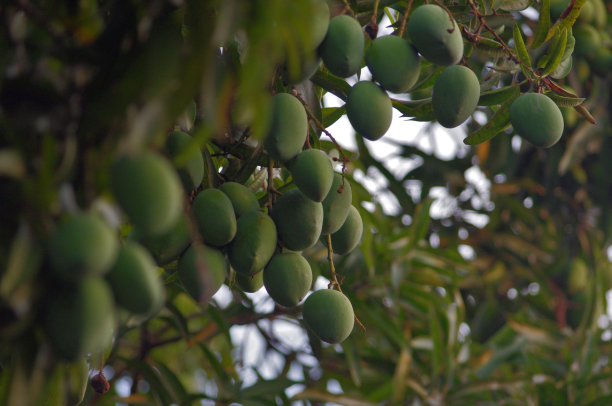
(1, 0), (612, 405)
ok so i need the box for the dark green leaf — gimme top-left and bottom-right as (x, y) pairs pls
(464, 90), (518, 145)
(531, 0), (551, 49)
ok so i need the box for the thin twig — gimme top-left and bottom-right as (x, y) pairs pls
(397, 0), (414, 38)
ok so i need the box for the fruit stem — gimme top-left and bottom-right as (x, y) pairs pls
(326, 234), (342, 292)
(397, 0), (414, 38)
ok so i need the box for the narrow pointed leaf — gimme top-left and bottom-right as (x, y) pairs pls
(542, 28), (568, 76)
(512, 25), (532, 79)
(464, 89), (519, 145)
(531, 0), (550, 48)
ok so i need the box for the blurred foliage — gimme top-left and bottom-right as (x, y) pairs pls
(1, 0), (612, 405)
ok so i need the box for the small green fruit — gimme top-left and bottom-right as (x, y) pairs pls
(319, 15), (365, 78)
(263, 93), (308, 162)
(432, 65), (480, 128)
(510, 93), (564, 148)
(574, 25), (601, 59)
(229, 211), (278, 274)
(407, 5), (464, 66)
(165, 131), (205, 191)
(44, 277), (116, 361)
(290, 149), (334, 202)
(218, 181), (260, 218)
(330, 205), (363, 255)
(139, 214), (191, 265)
(107, 242), (165, 317)
(264, 252), (312, 307)
(192, 188), (237, 247)
(366, 35), (421, 93)
(321, 173), (352, 235)
(346, 81), (392, 141)
(235, 270), (264, 293)
(272, 188), (323, 251)
(111, 152), (183, 236)
(48, 213), (118, 281)
(303, 289), (354, 344)
(177, 244), (227, 303)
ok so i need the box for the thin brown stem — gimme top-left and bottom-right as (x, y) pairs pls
(397, 0), (414, 38)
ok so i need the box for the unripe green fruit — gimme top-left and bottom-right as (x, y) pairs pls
(192, 188), (237, 247)
(235, 269), (264, 293)
(229, 210), (277, 274)
(321, 173), (352, 235)
(66, 358), (89, 406)
(319, 15), (365, 78)
(591, 0), (606, 28)
(48, 213), (118, 281)
(305, 0), (330, 51)
(44, 277), (116, 361)
(290, 149), (334, 202)
(346, 81), (392, 141)
(510, 93), (564, 148)
(107, 242), (164, 317)
(407, 5), (464, 66)
(366, 35), (421, 93)
(574, 25), (601, 59)
(111, 152), (183, 236)
(272, 188), (323, 251)
(302, 289), (354, 344)
(177, 244), (227, 303)
(165, 131), (204, 191)
(139, 215), (191, 265)
(263, 93), (308, 162)
(264, 252), (312, 307)
(577, 0), (594, 25)
(283, 54), (321, 85)
(218, 181), (260, 217)
(330, 205), (363, 255)
(432, 65), (480, 128)
(592, 48), (612, 77)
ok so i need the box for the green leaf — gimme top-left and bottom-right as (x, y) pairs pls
(478, 84), (523, 106)
(311, 69), (351, 102)
(542, 28), (568, 76)
(154, 362), (189, 403)
(475, 337), (526, 379)
(512, 24), (532, 79)
(239, 378), (296, 399)
(429, 303), (445, 379)
(122, 358), (175, 405)
(341, 338), (362, 387)
(464, 89), (518, 145)
(392, 99), (435, 122)
(407, 198), (433, 251)
(322, 106), (347, 128)
(498, 0), (532, 11)
(546, 93), (585, 107)
(531, 0), (551, 49)
(473, 37), (507, 57)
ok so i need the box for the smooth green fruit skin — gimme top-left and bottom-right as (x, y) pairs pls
(49, 213), (118, 281)
(321, 173), (352, 235)
(229, 211), (278, 274)
(66, 358), (89, 406)
(291, 149), (334, 202)
(166, 131), (205, 191)
(366, 36), (421, 93)
(193, 188), (237, 247)
(432, 65), (480, 128)
(263, 93), (308, 162)
(139, 215), (191, 265)
(218, 182), (260, 217)
(330, 205), (363, 255)
(235, 269), (264, 293)
(272, 188), (323, 251)
(346, 81), (392, 141)
(107, 242), (164, 316)
(319, 15), (365, 78)
(111, 152), (183, 236)
(510, 93), (564, 148)
(303, 289), (354, 344)
(44, 277), (116, 361)
(407, 5), (464, 66)
(178, 244), (227, 303)
(306, 0), (330, 51)
(264, 252), (312, 307)
(574, 25), (601, 59)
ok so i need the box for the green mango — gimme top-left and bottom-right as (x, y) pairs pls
(48, 213), (118, 281)
(283, 53), (322, 85)
(107, 242), (165, 317)
(290, 149), (334, 202)
(139, 214), (191, 265)
(177, 244), (227, 303)
(264, 252), (312, 307)
(111, 151), (183, 236)
(510, 93), (564, 148)
(319, 15), (365, 78)
(302, 289), (354, 344)
(321, 173), (352, 235)
(305, 0), (330, 51)
(44, 277), (116, 361)
(432, 65), (480, 128)
(574, 25), (601, 59)
(192, 188), (237, 247)
(592, 48), (612, 77)
(165, 131), (205, 192)
(229, 210), (277, 274)
(330, 205), (363, 255)
(346, 81), (392, 140)
(272, 188), (323, 251)
(235, 269), (264, 293)
(366, 35), (421, 93)
(218, 181), (260, 217)
(263, 93), (308, 162)
(407, 5), (464, 66)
